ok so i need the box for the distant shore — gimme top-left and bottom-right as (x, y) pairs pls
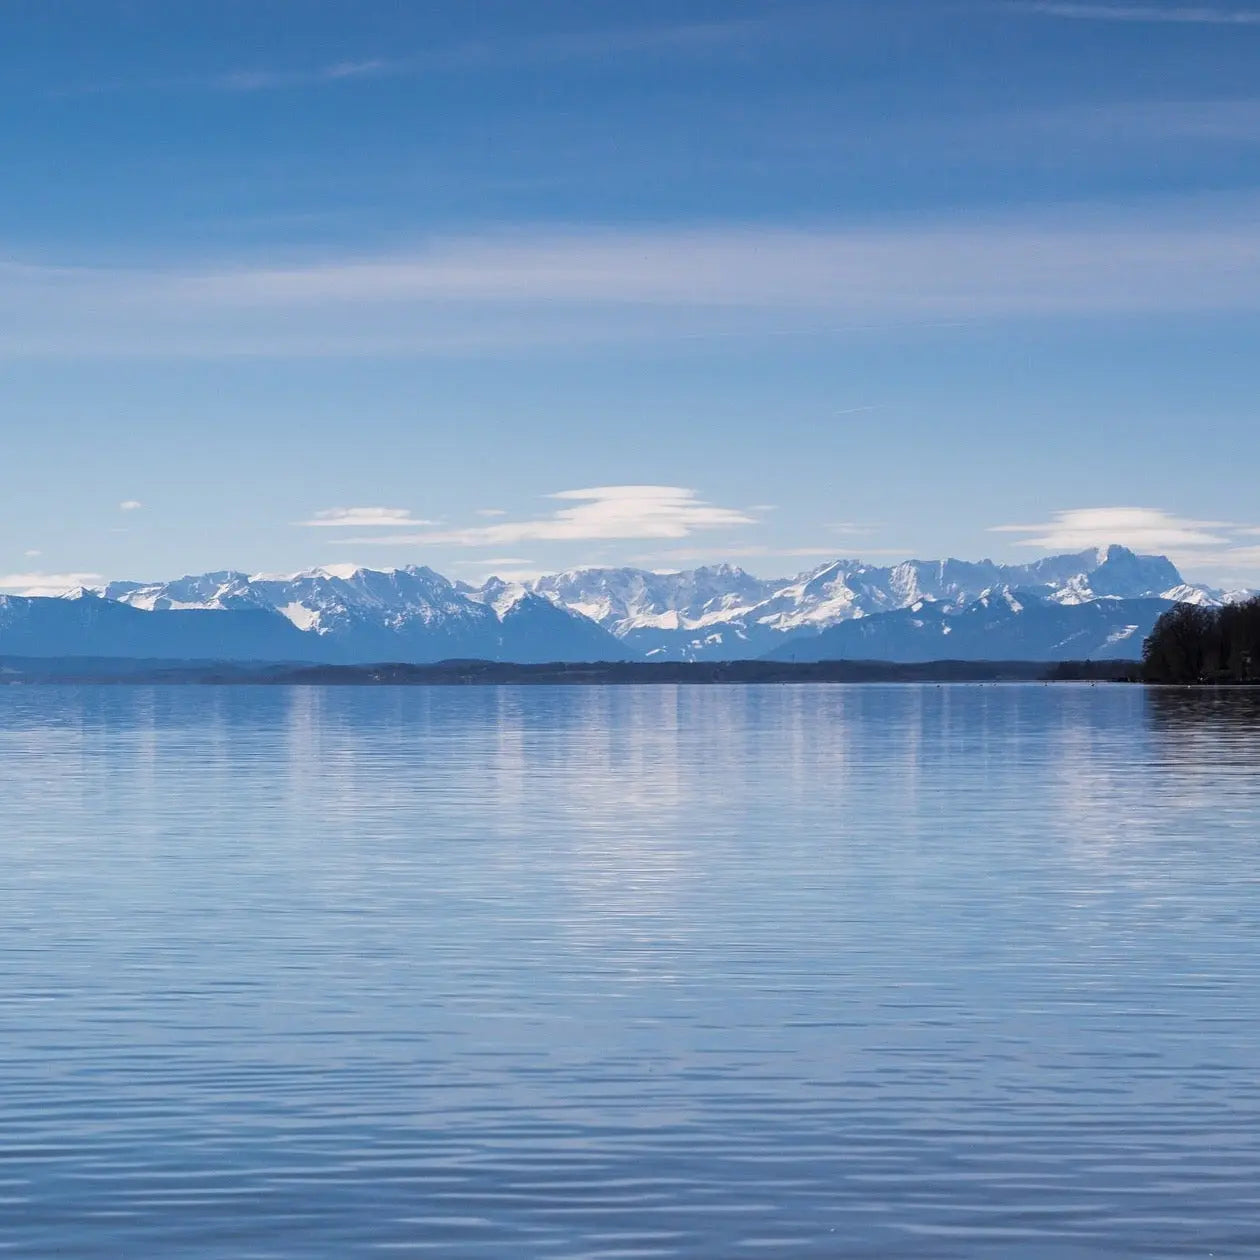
(0, 657), (1140, 686)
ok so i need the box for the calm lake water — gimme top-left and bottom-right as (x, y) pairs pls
(2, 684), (1259, 1258)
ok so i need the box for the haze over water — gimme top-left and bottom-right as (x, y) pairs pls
(3, 684), (1259, 1258)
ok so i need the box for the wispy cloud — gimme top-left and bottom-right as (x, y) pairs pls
(1196, 546), (1260, 567)
(991, 506), (1260, 581)
(474, 508), (508, 518)
(214, 59), (394, 92)
(992, 507), (1233, 551)
(299, 507), (437, 528)
(119, 499), (143, 511)
(6, 197), (1260, 358)
(330, 486), (758, 547)
(1014, 2), (1260, 22)
(69, 14), (782, 98)
(0, 572), (103, 596)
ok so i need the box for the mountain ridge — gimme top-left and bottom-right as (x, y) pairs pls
(761, 589), (1173, 663)
(93, 565), (629, 663)
(523, 545), (1231, 660)
(0, 545), (1246, 664)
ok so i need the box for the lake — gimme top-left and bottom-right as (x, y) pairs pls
(2, 683), (1259, 1258)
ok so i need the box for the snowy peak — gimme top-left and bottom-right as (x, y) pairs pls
(110, 564), (479, 635)
(463, 576), (534, 617)
(519, 546), (1209, 659)
(21, 546), (1248, 666)
(1079, 545), (1181, 598)
(522, 546), (1255, 660)
(103, 571), (255, 612)
(97, 564), (626, 663)
(529, 564), (777, 636)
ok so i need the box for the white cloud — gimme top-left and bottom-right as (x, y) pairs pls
(0, 572), (103, 596)
(299, 507), (437, 528)
(474, 508), (508, 517)
(119, 499), (143, 511)
(23, 549), (41, 557)
(7, 197), (1260, 358)
(989, 506), (1260, 583)
(1189, 547), (1260, 569)
(165, 210), (1260, 312)
(331, 485), (757, 547)
(991, 507), (1233, 552)
(1015, 3), (1260, 23)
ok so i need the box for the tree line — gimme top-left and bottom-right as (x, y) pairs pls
(1142, 597), (1260, 684)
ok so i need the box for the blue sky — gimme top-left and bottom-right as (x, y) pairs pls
(3, 0), (1260, 593)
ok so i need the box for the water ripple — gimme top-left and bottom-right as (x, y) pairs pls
(1, 684), (1259, 1257)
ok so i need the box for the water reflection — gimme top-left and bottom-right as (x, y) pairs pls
(1, 684), (1260, 1258)
(1147, 684), (1260, 731)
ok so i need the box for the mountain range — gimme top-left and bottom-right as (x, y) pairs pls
(762, 590), (1171, 663)
(527, 546), (1214, 660)
(0, 546), (1248, 665)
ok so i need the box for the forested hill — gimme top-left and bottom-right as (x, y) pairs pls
(1143, 599), (1260, 684)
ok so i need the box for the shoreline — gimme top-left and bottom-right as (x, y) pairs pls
(1, 658), (1139, 686)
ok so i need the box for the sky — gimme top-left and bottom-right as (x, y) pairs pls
(3, 0), (1260, 594)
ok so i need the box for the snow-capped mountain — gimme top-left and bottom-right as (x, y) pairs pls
(525, 546), (1226, 660)
(761, 589), (1172, 663)
(0, 546), (1240, 665)
(100, 564), (628, 663)
(529, 563), (783, 659)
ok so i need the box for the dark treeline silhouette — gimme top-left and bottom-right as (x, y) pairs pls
(3, 656), (1112, 685)
(1046, 659), (1140, 682)
(1142, 598), (1260, 684)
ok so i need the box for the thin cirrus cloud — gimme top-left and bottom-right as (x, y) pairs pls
(6, 197), (1260, 358)
(214, 59), (394, 92)
(79, 13), (783, 97)
(299, 507), (438, 528)
(119, 499), (143, 511)
(1015, 2), (1260, 22)
(991, 507), (1233, 551)
(0, 572), (103, 596)
(330, 486), (758, 547)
